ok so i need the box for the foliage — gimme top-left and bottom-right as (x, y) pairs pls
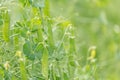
(0, 0), (119, 80)
(50, 0), (120, 80)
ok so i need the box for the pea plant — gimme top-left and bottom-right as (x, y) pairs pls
(0, 0), (97, 80)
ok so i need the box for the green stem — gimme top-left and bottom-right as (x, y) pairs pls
(39, 7), (47, 35)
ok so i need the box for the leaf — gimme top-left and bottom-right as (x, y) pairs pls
(23, 41), (35, 60)
(19, 0), (26, 4)
(34, 43), (44, 59)
(0, 15), (3, 26)
(19, 0), (29, 7)
(63, 72), (69, 80)
(29, 0), (45, 8)
(20, 28), (27, 38)
(4, 70), (10, 80)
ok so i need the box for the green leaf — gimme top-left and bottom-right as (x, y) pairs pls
(4, 70), (10, 80)
(0, 15), (3, 26)
(34, 43), (44, 59)
(23, 41), (35, 60)
(29, 0), (45, 8)
(19, 0), (26, 4)
(19, 0), (29, 7)
(20, 28), (27, 38)
(0, 19), (3, 26)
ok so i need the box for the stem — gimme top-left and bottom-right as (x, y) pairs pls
(39, 7), (47, 35)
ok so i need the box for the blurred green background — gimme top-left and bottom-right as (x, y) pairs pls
(50, 0), (120, 79)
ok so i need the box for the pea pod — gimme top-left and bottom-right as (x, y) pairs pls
(19, 58), (27, 80)
(47, 19), (55, 54)
(2, 11), (10, 42)
(41, 46), (48, 79)
(37, 27), (43, 42)
(44, 0), (50, 17)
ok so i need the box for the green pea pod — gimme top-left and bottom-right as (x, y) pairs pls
(14, 35), (19, 50)
(19, 59), (27, 80)
(47, 19), (55, 54)
(37, 27), (43, 42)
(41, 47), (48, 79)
(44, 0), (50, 17)
(2, 11), (10, 42)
